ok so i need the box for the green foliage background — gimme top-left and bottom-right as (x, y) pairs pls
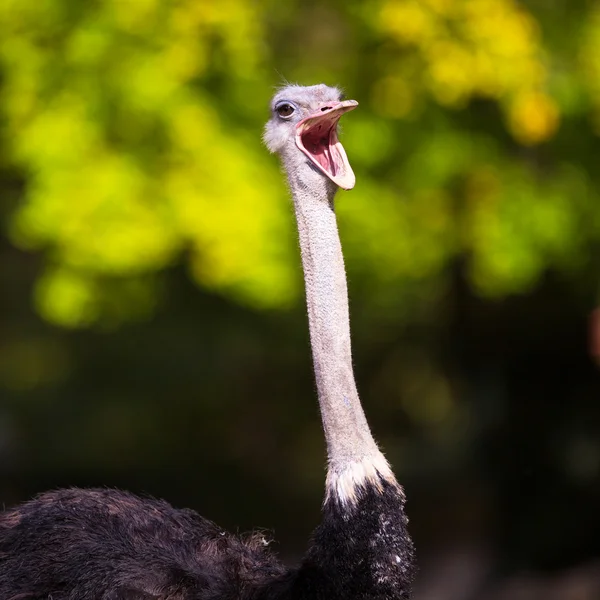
(1, 0), (600, 588)
(2, 0), (600, 327)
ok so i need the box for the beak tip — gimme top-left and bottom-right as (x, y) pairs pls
(338, 173), (356, 191)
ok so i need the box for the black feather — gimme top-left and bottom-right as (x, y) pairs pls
(0, 484), (414, 600)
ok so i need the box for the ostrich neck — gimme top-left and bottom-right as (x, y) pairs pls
(287, 169), (382, 472)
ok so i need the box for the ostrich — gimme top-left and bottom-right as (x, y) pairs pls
(0, 84), (415, 600)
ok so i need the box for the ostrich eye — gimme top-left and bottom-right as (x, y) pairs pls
(276, 103), (295, 118)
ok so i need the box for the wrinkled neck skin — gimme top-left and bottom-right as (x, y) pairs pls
(283, 148), (397, 506)
(272, 150), (415, 600)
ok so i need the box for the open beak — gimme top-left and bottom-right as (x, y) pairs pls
(295, 100), (358, 190)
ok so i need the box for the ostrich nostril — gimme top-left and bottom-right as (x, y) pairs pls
(321, 106), (331, 111)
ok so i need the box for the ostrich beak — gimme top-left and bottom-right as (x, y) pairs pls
(295, 100), (358, 190)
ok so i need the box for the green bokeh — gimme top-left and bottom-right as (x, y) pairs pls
(1, 0), (599, 327)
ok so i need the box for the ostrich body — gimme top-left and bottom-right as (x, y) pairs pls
(0, 84), (414, 600)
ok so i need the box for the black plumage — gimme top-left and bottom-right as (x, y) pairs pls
(0, 483), (413, 600)
(0, 488), (286, 600)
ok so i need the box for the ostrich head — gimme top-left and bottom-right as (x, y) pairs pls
(263, 84), (358, 190)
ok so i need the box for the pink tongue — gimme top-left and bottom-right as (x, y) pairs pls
(326, 146), (336, 175)
(310, 139), (335, 175)
(303, 119), (339, 175)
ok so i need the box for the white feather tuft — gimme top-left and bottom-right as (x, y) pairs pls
(325, 453), (401, 507)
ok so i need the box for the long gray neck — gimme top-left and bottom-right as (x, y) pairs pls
(287, 166), (383, 474)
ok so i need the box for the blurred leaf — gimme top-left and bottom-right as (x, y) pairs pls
(0, 0), (599, 325)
